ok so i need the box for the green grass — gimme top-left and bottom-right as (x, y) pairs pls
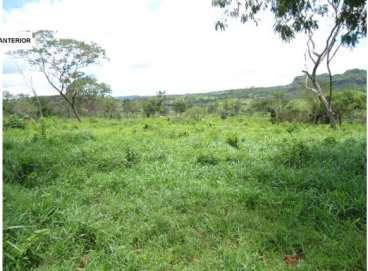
(3, 116), (366, 270)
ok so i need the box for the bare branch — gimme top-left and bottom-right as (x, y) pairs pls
(15, 60), (44, 118)
(302, 70), (319, 94)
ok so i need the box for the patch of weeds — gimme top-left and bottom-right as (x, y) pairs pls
(178, 131), (189, 137)
(74, 223), (97, 251)
(226, 134), (240, 149)
(196, 153), (219, 165)
(238, 190), (261, 210)
(220, 111), (228, 120)
(125, 148), (140, 167)
(286, 124), (299, 134)
(5, 115), (26, 129)
(277, 140), (311, 168)
(322, 136), (337, 146)
(55, 130), (95, 145)
(4, 228), (50, 270)
(3, 137), (18, 150)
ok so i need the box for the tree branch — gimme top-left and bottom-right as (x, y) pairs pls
(302, 70), (318, 94)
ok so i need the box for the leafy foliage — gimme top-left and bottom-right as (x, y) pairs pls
(212, 0), (366, 46)
(9, 30), (108, 121)
(3, 117), (366, 270)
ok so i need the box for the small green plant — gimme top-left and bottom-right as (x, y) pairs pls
(125, 148), (140, 167)
(286, 124), (299, 134)
(5, 115), (26, 129)
(196, 153), (219, 165)
(177, 131), (189, 137)
(323, 136), (337, 146)
(226, 134), (240, 148)
(220, 111), (228, 120)
(277, 140), (311, 168)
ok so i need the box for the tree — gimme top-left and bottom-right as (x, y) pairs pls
(270, 92), (287, 123)
(207, 102), (219, 114)
(212, 0), (366, 129)
(333, 90), (366, 124)
(156, 90), (168, 115)
(142, 91), (168, 117)
(143, 99), (158, 117)
(101, 96), (120, 119)
(173, 101), (187, 114)
(122, 99), (141, 116)
(3, 91), (14, 116)
(71, 77), (111, 116)
(11, 94), (38, 118)
(9, 30), (107, 122)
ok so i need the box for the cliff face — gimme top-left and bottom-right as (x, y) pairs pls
(290, 69), (367, 91)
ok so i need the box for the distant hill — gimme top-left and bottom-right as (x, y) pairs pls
(291, 68), (366, 91)
(115, 69), (366, 104)
(180, 68), (367, 103)
(114, 95), (141, 100)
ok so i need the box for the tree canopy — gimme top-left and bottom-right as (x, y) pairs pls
(9, 30), (108, 121)
(212, 0), (366, 46)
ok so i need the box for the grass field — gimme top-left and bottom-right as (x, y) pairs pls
(3, 116), (366, 270)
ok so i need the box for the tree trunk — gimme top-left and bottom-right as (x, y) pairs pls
(58, 92), (82, 122)
(305, 73), (338, 129)
(317, 92), (337, 129)
(70, 103), (82, 122)
(312, 80), (337, 130)
(35, 96), (44, 118)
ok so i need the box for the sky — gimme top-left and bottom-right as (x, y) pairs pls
(1, 0), (367, 96)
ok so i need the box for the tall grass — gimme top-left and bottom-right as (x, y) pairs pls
(3, 117), (366, 270)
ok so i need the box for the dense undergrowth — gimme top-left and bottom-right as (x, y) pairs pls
(3, 116), (366, 270)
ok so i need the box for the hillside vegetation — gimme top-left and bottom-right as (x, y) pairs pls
(117, 69), (366, 103)
(4, 69), (366, 126)
(3, 117), (366, 270)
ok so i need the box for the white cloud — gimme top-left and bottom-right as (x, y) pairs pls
(2, 0), (366, 96)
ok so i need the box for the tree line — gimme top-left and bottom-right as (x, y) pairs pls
(4, 86), (365, 126)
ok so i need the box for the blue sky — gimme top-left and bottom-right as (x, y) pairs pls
(3, 0), (38, 11)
